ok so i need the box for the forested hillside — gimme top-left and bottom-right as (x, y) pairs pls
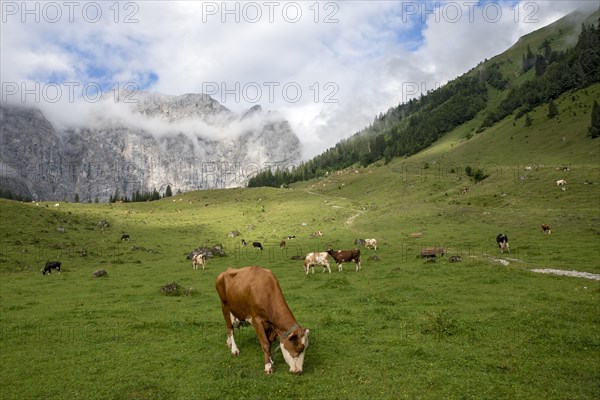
(249, 11), (599, 188)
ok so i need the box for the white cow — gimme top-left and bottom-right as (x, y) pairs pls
(556, 179), (567, 186)
(365, 238), (378, 250)
(192, 253), (206, 270)
(303, 252), (331, 274)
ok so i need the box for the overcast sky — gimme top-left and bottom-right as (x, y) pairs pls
(1, 0), (597, 158)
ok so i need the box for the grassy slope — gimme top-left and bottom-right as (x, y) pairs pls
(1, 14), (599, 400)
(1, 84), (598, 400)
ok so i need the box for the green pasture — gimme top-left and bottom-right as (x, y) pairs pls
(1, 84), (599, 399)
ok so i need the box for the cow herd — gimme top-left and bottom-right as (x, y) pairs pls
(34, 219), (555, 378)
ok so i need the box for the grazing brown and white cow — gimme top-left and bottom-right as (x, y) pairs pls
(496, 233), (510, 254)
(192, 253), (206, 270)
(279, 240), (286, 249)
(364, 238), (378, 250)
(215, 266), (309, 375)
(303, 252), (331, 274)
(326, 248), (361, 272)
(556, 179), (567, 186)
(541, 224), (552, 234)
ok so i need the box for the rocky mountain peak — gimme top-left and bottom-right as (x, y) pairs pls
(0, 93), (302, 202)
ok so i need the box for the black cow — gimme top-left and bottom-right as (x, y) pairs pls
(241, 239), (247, 246)
(253, 242), (264, 251)
(121, 234), (130, 241)
(354, 238), (366, 246)
(42, 261), (61, 275)
(496, 234), (510, 254)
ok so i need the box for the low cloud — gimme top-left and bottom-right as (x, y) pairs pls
(1, 1), (595, 159)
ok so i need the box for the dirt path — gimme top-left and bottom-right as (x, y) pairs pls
(330, 205), (365, 225)
(305, 190), (365, 225)
(530, 268), (600, 281)
(489, 256), (600, 281)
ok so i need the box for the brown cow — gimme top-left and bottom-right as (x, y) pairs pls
(541, 224), (551, 234)
(326, 248), (361, 272)
(215, 266), (309, 374)
(420, 247), (445, 259)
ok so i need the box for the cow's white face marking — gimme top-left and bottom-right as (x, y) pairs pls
(280, 329), (309, 374)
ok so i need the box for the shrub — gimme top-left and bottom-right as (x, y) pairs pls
(465, 165), (490, 183)
(160, 282), (197, 296)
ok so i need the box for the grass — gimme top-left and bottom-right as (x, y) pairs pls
(1, 73), (599, 400)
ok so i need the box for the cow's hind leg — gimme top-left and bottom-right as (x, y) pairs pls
(219, 303), (240, 355)
(225, 312), (240, 355)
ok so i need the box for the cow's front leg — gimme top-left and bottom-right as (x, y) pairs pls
(338, 263), (343, 272)
(252, 320), (274, 374)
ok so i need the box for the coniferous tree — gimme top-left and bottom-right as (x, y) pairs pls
(590, 100), (600, 138)
(548, 99), (559, 119)
(165, 185), (173, 197)
(535, 55), (547, 77)
(522, 45), (535, 73)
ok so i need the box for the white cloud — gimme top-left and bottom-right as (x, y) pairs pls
(1, 0), (595, 159)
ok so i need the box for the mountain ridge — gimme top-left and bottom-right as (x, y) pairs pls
(248, 7), (599, 188)
(0, 93), (302, 202)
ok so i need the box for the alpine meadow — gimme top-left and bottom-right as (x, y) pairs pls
(1, 7), (599, 400)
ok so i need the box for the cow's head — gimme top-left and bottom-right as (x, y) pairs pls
(280, 325), (309, 374)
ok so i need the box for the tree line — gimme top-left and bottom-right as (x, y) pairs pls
(109, 184), (174, 203)
(481, 21), (600, 129)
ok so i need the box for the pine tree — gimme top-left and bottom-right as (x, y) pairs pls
(547, 99), (558, 119)
(541, 38), (552, 59)
(110, 187), (121, 203)
(590, 100), (600, 139)
(522, 45), (535, 73)
(535, 55), (547, 77)
(525, 113), (532, 127)
(165, 185), (173, 197)
(74, 193), (80, 203)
